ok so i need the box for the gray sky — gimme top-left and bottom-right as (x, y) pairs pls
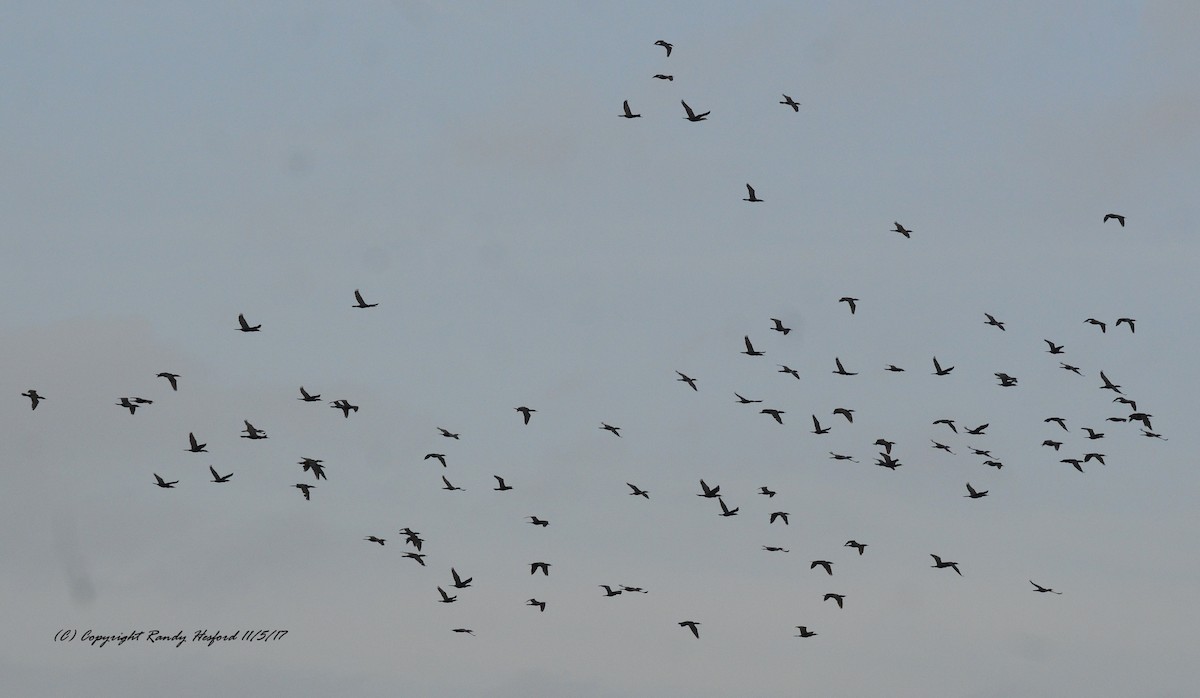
(3, 2), (1198, 696)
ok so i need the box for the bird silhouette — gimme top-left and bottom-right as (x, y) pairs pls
(450, 568), (473, 589)
(619, 100), (641, 119)
(527, 598), (547, 611)
(451, 628), (474, 635)
(1045, 416), (1068, 431)
(599, 585), (623, 597)
(839, 297), (858, 314)
(964, 423), (988, 435)
(1081, 427), (1105, 440)
(400, 528), (423, 550)
(528, 516), (549, 527)
(116, 397), (138, 414)
(844, 540), (867, 555)
(761, 408), (785, 424)
(932, 441), (954, 454)
(759, 486), (777, 497)
(436, 587), (457, 603)
(652, 74), (674, 81)
(676, 371), (698, 391)
(885, 364), (906, 372)
(833, 408), (855, 423)
(795, 626), (817, 637)
(1060, 363), (1083, 375)
(933, 418), (957, 433)
(697, 479), (721, 498)
(779, 94), (800, 111)
(236, 314), (261, 332)
(298, 386), (321, 401)
(965, 483), (988, 499)
(626, 483), (650, 498)
(717, 498), (739, 517)
(293, 483), (313, 500)
(743, 183), (762, 202)
(762, 546), (790, 553)
(493, 475), (513, 491)
(600, 422), (622, 437)
(932, 357), (954, 375)
(678, 621), (701, 638)
(1103, 213), (1125, 227)
(1042, 440), (1062, 450)
(741, 336), (764, 356)
(892, 222), (912, 238)
(515, 406), (535, 424)
(187, 432), (207, 452)
(681, 100), (710, 121)
(833, 357), (857, 376)
(655, 39), (673, 56)
(778, 365), (800, 380)
(829, 452), (858, 462)
(811, 560), (833, 575)
(769, 318), (791, 335)
(824, 593), (845, 609)
(299, 458), (327, 480)
(330, 399), (359, 417)
(1044, 339), (1065, 354)
(441, 476), (464, 492)
(874, 438), (895, 454)
(352, 289), (377, 308)
(241, 420), (267, 440)
(1030, 580), (1062, 594)
(734, 392), (763, 404)
(209, 466), (232, 483)
(770, 511), (790, 525)
(364, 536), (386, 546)
(157, 372), (180, 390)
(530, 562), (550, 576)
(1085, 318), (1107, 333)
(424, 453), (447, 467)
(930, 554), (962, 575)
(984, 313), (1006, 331)
(153, 473), (178, 488)
(438, 427), (460, 439)
(811, 415), (830, 435)
(1115, 317), (1135, 333)
(21, 390), (44, 410)
(1099, 371), (1122, 394)
(1084, 452), (1106, 465)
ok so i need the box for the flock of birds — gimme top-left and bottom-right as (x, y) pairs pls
(18, 39), (1160, 644)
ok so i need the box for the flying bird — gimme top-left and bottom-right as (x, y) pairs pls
(1103, 213), (1125, 227)
(681, 100), (710, 121)
(833, 408), (855, 423)
(759, 486), (776, 498)
(619, 100), (641, 118)
(241, 420), (267, 439)
(157, 372), (180, 391)
(424, 453), (447, 467)
(762, 546), (790, 553)
(209, 466), (232, 483)
(1115, 317), (1135, 333)
(451, 628), (474, 636)
(1084, 452), (1106, 465)
(770, 511), (790, 525)
(678, 621), (701, 639)
(717, 498), (739, 517)
(21, 390), (44, 410)
(833, 357), (857, 376)
(364, 536), (386, 546)
(293, 483), (314, 500)
(984, 313), (1006, 331)
(824, 593), (845, 609)
(874, 438), (895, 454)
(153, 473), (178, 489)
(779, 94), (800, 111)
(528, 516), (550, 527)
(441, 476), (464, 492)
(933, 418), (957, 433)
(743, 184), (762, 202)
(236, 313), (261, 332)
(778, 365), (800, 380)
(1044, 339), (1065, 354)
(527, 599), (546, 612)
(116, 397), (138, 415)
(829, 452), (858, 462)
(795, 626), (817, 638)
(741, 336), (764, 356)
(1045, 416), (1068, 431)
(965, 483), (988, 499)
(652, 74), (674, 81)
(844, 540), (867, 555)
(330, 399), (359, 417)
(932, 357), (954, 375)
(1085, 318), (1107, 333)
(1081, 427), (1105, 440)
(600, 422), (622, 437)
(769, 318), (791, 335)
(964, 423), (988, 435)
(1060, 363), (1083, 375)
(811, 415), (830, 435)
(892, 222), (912, 238)
(676, 371), (698, 391)
(931, 441), (954, 454)
(298, 386), (321, 402)
(436, 587), (457, 603)
(299, 458), (327, 480)
(515, 406), (535, 424)
(627, 483), (650, 498)
(599, 585), (623, 597)
(1031, 580), (1062, 594)
(811, 560), (833, 575)
(655, 39), (673, 56)
(352, 289), (377, 308)
(530, 562), (550, 576)
(187, 432), (207, 453)
(885, 364), (905, 372)
(1099, 371), (1122, 394)
(697, 479), (721, 498)
(735, 393), (763, 404)
(438, 427), (460, 439)
(1042, 440), (1062, 450)
(839, 297), (858, 314)
(493, 475), (513, 491)
(761, 408), (785, 424)
(450, 568), (473, 589)
(930, 554), (962, 576)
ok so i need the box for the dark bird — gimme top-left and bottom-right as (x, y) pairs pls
(762, 546), (790, 553)
(676, 371), (698, 391)
(984, 313), (1006, 331)
(1103, 213), (1125, 227)
(735, 392), (763, 404)
(441, 476), (464, 492)
(681, 100), (709, 122)
(811, 415), (830, 435)
(236, 313), (261, 332)
(1042, 440), (1062, 450)
(1106, 416), (1128, 423)
(450, 568), (473, 589)
(697, 479), (721, 498)
(1114, 396), (1138, 410)
(1141, 430), (1167, 440)
(241, 420), (267, 440)
(133, 397), (153, 404)
(717, 498), (739, 517)
(116, 397), (138, 415)
(400, 528), (423, 550)
(298, 386), (321, 402)
(769, 318), (791, 335)
(652, 74), (674, 81)
(21, 389), (44, 410)
(829, 452), (858, 462)
(930, 554), (962, 576)
(364, 536), (386, 546)
(627, 483), (650, 499)
(833, 408), (855, 423)
(778, 365), (801, 380)
(983, 460), (1004, 469)
(964, 423), (988, 435)
(515, 406), (535, 424)
(655, 39), (673, 56)
(424, 453), (447, 467)
(1084, 452), (1106, 465)
(824, 593), (845, 609)
(1128, 412), (1153, 429)
(932, 357), (954, 376)
(931, 441), (954, 454)
(1085, 318), (1107, 333)
(1060, 363), (1083, 375)
(1045, 416), (1068, 431)
(1099, 371), (1122, 394)
(770, 511), (790, 525)
(892, 222), (912, 238)
(1031, 580), (1062, 594)
(451, 628), (474, 636)
(741, 335), (764, 356)
(743, 184), (763, 202)
(1044, 339), (1065, 354)
(874, 438), (895, 454)
(839, 297), (858, 314)
(330, 399), (359, 418)
(780, 94), (800, 111)
(209, 466), (232, 483)
(678, 621), (701, 639)
(965, 483), (988, 499)
(1082, 427), (1105, 440)
(759, 486), (776, 498)
(761, 408), (785, 424)
(995, 372), (1019, 387)
(293, 483), (314, 500)
(530, 562), (550, 576)
(600, 422), (622, 437)
(299, 458), (327, 480)
(885, 364), (906, 372)
(493, 475), (513, 491)
(876, 453), (902, 470)
(1115, 317), (1135, 333)
(153, 473), (178, 489)
(157, 372), (180, 391)
(844, 540), (867, 555)
(527, 599), (546, 612)
(811, 560), (833, 575)
(528, 516), (549, 527)
(352, 289), (378, 308)
(436, 587), (457, 603)
(933, 418), (957, 433)
(619, 100), (641, 119)
(599, 585), (623, 597)
(621, 585), (648, 594)
(795, 626), (817, 638)
(969, 447), (992, 457)
(438, 427), (460, 439)
(833, 357), (857, 376)
(1061, 458), (1084, 472)
(187, 432), (207, 453)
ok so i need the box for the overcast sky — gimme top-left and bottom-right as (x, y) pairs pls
(3, 2), (1198, 696)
